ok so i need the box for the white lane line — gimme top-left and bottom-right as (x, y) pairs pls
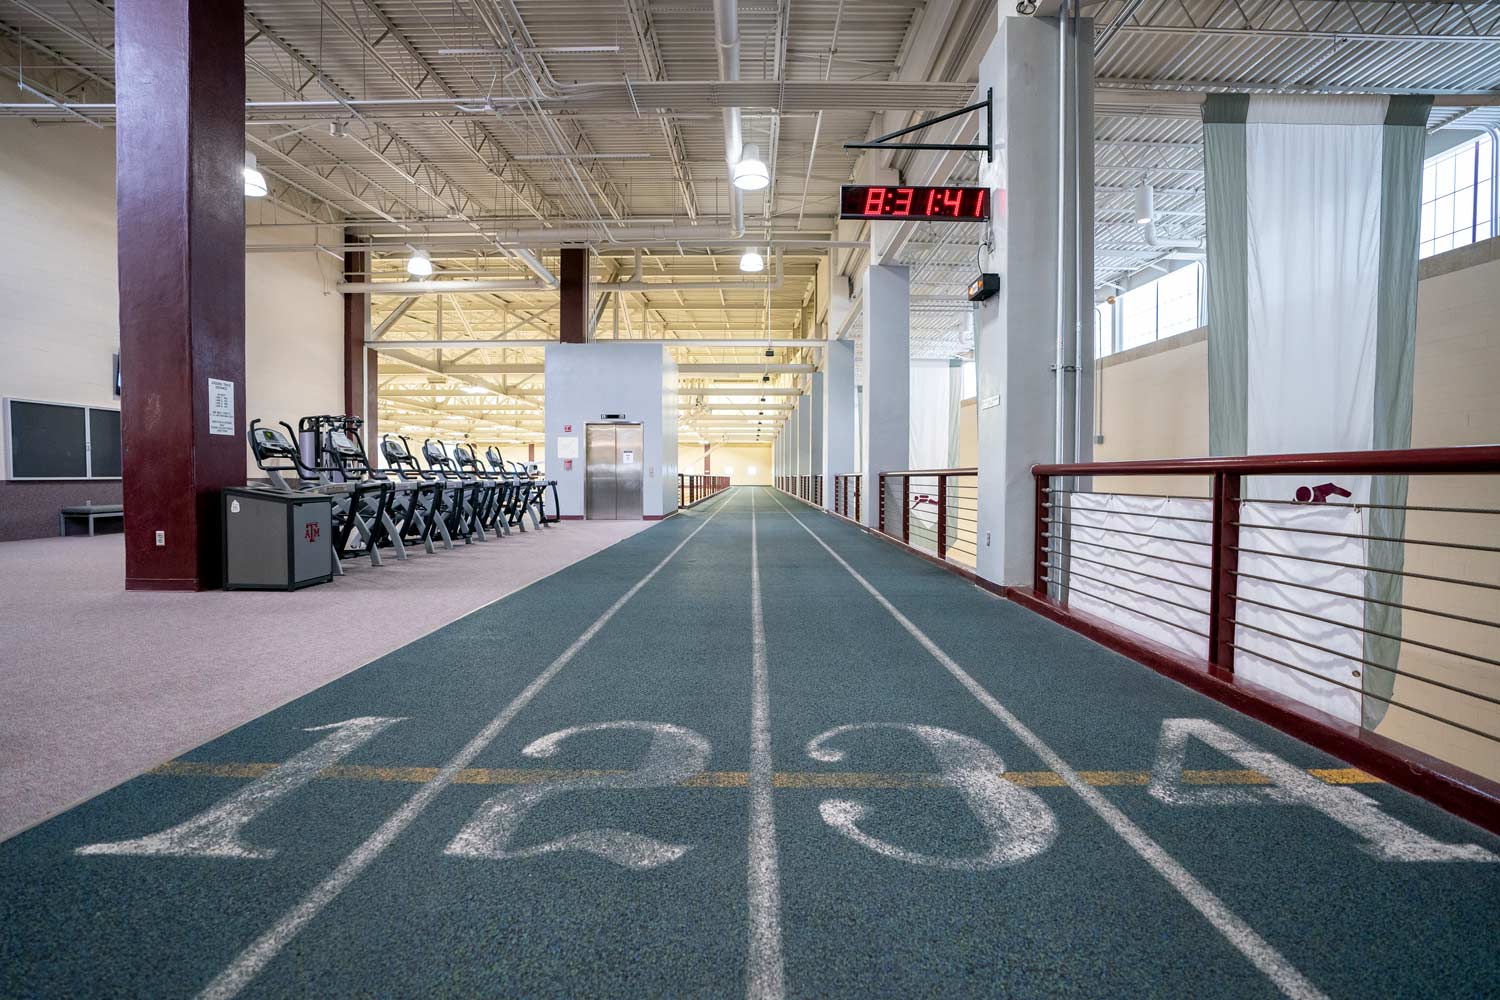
(196, 489), (741, 1000)
(765, 491), (1328, 1000)
(747, 490), (787, 1000)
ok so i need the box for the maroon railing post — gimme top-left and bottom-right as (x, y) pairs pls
(878, 475), (886, 533)
(937, 474), (948, 560)
(902, 476), (911, 543)
(855, 477), (861, 522)
(1034, 473), (1049, 596)
(1208, 471), (1241, 676)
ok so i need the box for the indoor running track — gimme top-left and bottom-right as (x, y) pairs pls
(2, 487), (1497, 1000)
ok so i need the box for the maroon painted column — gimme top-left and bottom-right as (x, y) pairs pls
(343, 236), (375, 442)
(559, 247), (589, 343)
(117, 0), (246, 591)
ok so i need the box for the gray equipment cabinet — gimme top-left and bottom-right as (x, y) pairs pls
(222, 487), (333, 591)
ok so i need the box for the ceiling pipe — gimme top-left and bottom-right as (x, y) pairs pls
(335, 278), (547, 295)
(367, 337), (827, 351)
(712, 0), (748, 238)
(609, 248), (784, 291)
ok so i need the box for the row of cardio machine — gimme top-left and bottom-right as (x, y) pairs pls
(247, 414), (560, 576)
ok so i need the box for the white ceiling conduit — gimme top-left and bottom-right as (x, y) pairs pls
(336, 278), (548, 295)
(368, 338), (827, 352)
(713, 0), (747, 238)
(606, 249), (784, 292)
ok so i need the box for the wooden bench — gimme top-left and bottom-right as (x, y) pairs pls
(59, 504), (124, 537)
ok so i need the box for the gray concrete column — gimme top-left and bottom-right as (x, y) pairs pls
(808, 372), (824, 501)
(973, 11), (1093, 587)
(797, 388), (812, 493)
(821, 339), (855, 511)
(859, 263), (910, 527)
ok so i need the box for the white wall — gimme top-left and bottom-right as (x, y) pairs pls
(676, 443), (772, 485)
(543, 342), (676, 518)
(0, 80), (346, 483)
(0, 83), (121, 467)
(244, 233), (345, 475)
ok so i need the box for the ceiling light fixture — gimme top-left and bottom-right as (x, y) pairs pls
(732, 144), (770, 191)
(1134, 181), (1154, 225)
(460, 384), (489, 395)
(243, 152), (267, 198)
(406, 247), (434, 277)
(739, 249), (765, 273)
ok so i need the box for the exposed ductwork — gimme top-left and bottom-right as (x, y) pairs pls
(335, 278), (547, 295)
(712, 0), (747, 237)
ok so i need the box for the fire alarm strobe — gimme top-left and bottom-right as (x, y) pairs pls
(967, 272), (999, 302)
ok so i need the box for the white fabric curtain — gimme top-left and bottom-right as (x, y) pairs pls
(909, 361), (952, 469)
(1234, 96), (1387, 724)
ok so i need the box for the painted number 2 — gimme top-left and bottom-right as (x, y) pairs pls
(445, 721), (711, 870)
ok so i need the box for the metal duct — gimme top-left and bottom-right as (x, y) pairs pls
(713, 0), (747, 237)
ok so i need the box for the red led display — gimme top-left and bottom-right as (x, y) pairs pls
(839, 185), (990, 222)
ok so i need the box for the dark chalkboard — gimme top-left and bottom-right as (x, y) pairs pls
(5, 400), (121, 479)
(89, 408), (122, 478)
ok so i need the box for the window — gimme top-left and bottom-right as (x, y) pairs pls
(747, 466), (757, 475)
(1115, 262), (1202, 353)
(1421, 133), (1495, 258)
(1094, 300), (1116, 359)
(960, 360), (977, 400)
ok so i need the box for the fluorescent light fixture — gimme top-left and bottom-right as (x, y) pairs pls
(406, 247), (433, 277)
(739, 249), (765, 273)
(1134, 182), (1154, 225)
(460, 384), (489, 395)
(243, 152), (267, 198)
(732, 143), (770, 191)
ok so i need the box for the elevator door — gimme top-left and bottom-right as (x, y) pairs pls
(585, 423), (645, 520)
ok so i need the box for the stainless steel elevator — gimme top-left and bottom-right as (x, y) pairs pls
(585, 422), (645, 520)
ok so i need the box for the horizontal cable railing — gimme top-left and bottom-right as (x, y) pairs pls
(877, 468), (979, 568)
(833, 474), (862, 522)
(778, 474), (825, 506)
(678, 474), (729, 508)
(1033, 445), (1500, 783)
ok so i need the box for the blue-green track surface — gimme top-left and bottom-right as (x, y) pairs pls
(3, 488), (1498, 999)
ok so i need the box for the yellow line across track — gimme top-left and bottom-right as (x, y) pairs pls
(149, 761), (1380, 789)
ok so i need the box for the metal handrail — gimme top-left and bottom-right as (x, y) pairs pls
(1034, 444), (1500, 478)
(1031, 443), (1500, 775)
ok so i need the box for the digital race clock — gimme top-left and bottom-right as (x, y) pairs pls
(839, 184), (990, 222)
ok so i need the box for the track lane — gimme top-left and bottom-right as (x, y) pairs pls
(767, 489), (1500, 998)
(0, 490), (743, 999)
(756, 489), (1302, 998)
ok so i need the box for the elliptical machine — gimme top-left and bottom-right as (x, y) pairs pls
(452, 442), (510, 536)
(301, 415), (440, 557)
(421, 439), (490, 542)
(485, 447), (539, 531)
(488, 447), (560, 528)
(247, 419), (393, 574)
(380, 434), (460, 549)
